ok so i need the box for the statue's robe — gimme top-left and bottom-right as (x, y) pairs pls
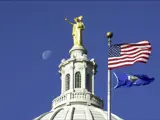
(72, 22), (85, 46)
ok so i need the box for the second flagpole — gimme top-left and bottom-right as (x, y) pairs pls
(106, 32), (113, 120)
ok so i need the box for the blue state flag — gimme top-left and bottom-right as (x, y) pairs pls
(113, 72), (154, 89)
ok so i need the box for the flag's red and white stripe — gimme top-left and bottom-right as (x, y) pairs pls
(108, 40), (152, 69)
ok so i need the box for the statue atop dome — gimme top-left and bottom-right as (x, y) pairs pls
(65, 16), (85, 46)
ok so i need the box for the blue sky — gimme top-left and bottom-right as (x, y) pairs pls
(0, 1), (160, 120)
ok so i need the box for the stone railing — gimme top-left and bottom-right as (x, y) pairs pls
(52, 92), (103, 109)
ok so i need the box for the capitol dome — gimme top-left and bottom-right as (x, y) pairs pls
(35, 105), (122, 120)
(34, 16), (123, 120)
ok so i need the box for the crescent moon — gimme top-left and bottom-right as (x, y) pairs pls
(42, 50), (52, 60)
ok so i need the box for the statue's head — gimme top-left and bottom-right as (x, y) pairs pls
(78, 16), (83, 21)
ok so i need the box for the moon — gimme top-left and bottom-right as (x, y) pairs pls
(42, 50), (52, 60)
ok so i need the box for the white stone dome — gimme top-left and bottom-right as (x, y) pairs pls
(34, 91), (123, 120)
(34, 105), (123, 120)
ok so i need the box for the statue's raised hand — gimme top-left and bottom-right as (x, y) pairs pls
(64, 17), (68, 21)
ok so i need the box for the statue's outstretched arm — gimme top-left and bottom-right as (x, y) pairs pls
(64, 18), (74, 25)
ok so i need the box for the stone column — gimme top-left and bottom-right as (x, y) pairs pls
(70, 62), (74, 92)
(82, 62), (87, 90)
(92, 71), (95, 94)
(62, 74), (65, 94)
(60, 75), (63, 94)
(61, 67), (65, 94)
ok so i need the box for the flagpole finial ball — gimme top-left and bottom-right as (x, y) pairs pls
(106, 32), (113, 38)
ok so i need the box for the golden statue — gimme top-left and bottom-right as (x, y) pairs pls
(65, 16), (85, 46)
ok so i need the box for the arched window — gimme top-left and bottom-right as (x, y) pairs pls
(65, 74), (70, 91)
(75, 72), (81, 88)
(86, 74), (92, 92)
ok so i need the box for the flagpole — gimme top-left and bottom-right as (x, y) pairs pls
(106, 32), (113, 120)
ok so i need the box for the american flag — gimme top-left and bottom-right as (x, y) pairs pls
(108, 40), (152, 69)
